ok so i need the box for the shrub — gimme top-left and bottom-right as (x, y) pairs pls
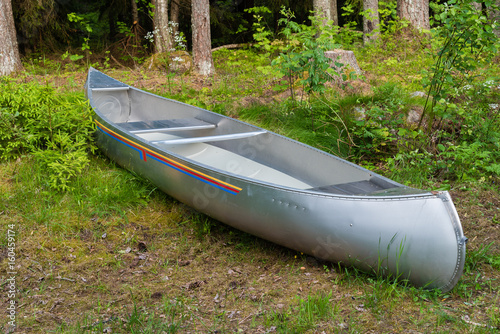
(0, 78), (96, 190)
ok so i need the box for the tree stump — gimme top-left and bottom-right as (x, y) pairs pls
(325, 50), (362, 82)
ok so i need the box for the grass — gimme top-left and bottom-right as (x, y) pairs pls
(1, 39), (499, 333)
(2, 154), (498, 332)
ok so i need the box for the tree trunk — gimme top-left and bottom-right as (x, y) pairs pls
(363, 0), (379, 44)
(131, 0), (139, 24)
(472, 2), (482, 11)
(397, 0), (430, 30)
(313, 0), (331, 26)
(488, 0), (500, 38)
(153, 0), (171, 53)
(331, 0), (338, 26)
(192, 0), (214, 76)
(0, 0), (23, 76)
(171, 0), (180, 36)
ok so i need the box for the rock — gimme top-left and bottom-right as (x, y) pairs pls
(354, 107), (366, 121)
(411, 91), (426, 97)
(406, 106), (423, 125)
(143, 50), (192, 74)
(167, 50), (192, 73)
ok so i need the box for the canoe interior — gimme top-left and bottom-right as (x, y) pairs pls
(89, 72), (422, 196)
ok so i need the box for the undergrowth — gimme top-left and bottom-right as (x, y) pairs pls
(0, 78), (96, 190)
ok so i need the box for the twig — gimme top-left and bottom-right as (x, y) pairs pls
(238, 312), (263, 324)
(55, 276), (75, 282)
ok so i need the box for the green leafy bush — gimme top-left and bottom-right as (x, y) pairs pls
(0, 78), (96, 190)
(348, 83), (408, 160)
(420, 0), (499, 131)
(346, 78), (500, 185)
(272, 8), (342, 96)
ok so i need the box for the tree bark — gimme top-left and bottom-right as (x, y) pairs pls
(472, 2), (482, 11)
(397, 0), (430, 30)
(131, 0), (139, 24)
(313, 0), (331, 26)
(170, 0), (180, 36)
(153, 0), (171, 53)
(363, 0), (379, 44)
(192, 0), (214, 76)
(0, 0), (23, 76)
(331, 0), (338, 26)
(488, 0), (500, 38)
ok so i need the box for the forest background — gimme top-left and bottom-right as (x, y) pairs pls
(1, 0), (500, 333)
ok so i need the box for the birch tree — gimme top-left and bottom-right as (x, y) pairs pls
(192, 0), (214, 75)
(0, 0), (23, 76)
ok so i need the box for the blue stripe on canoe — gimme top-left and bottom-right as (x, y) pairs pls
(145, 153), (240, 195)
(98, 125), (146, 160)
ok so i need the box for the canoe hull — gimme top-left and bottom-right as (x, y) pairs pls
(87, 68), (466, 292)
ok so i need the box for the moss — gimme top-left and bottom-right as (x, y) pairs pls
(142, 51), (193, 74)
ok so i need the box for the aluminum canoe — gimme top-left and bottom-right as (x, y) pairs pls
(85, 68), (467, 292)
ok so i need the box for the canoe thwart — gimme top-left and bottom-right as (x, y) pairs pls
(118, 119), (217, 134)
(91, 86), (130, 92)
(151, 131), (266, 145)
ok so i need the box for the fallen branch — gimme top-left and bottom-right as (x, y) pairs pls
(111, 55), (127, 69)
(211, 43), (254, 52)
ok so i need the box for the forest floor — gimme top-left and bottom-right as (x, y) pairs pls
(1, 52), (499, 333)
